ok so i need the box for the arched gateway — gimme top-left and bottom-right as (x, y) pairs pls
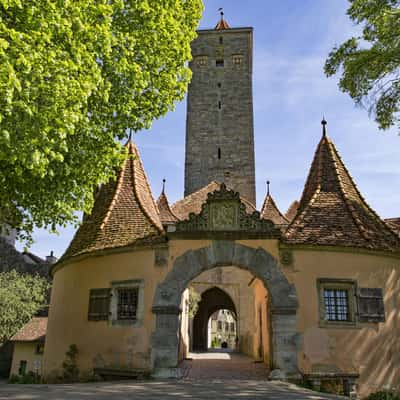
(152, 241), (299, 378)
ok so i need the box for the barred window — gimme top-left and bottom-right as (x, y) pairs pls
(324, 289), (349, 321)
(318, 280), (355, 326)
(117, 287), (138, 320)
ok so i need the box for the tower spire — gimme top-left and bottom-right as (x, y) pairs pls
(321, 117), (327, 138)
(215, 8), (230, 30)
(266, 180), (270, 196)
(162, 178), (166, 194)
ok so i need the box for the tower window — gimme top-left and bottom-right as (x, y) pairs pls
(218, 148), (221, 159)
(219, 36), (223, 44)
(217, 82), (221, 88)
(216, 59), (224, 67)
(195, 55), (208, 67)
(218, 101), (221, 109)
(232, 54), (244, 66)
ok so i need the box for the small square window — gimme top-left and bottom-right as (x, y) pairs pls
(117, 287), (138, 320)
(232, 54), (244, 66)
(216, 59), (224, 67)
(110, 280), (144, 326)
(195, 56), (208, 67)
(318, 280), (356, 326)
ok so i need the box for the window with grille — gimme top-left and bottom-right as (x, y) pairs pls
(318, 280), (355, 326)
(323, 289), (349, 321)
(117, 287), (138, 320)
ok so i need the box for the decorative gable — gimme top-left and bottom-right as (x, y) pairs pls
(172, 184), (281, 239)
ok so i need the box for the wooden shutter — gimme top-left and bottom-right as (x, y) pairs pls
(88, 288), (110, 321)
(357, 288), (385, 323)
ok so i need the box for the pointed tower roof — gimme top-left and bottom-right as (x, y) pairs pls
(215, 10), (230, 30)
(260, 181), (289, 225)
(285, 200), (300, 222)
(61, 140), (164, 262)
(284, 120), (400, 252)
(156, 179), (179, 225)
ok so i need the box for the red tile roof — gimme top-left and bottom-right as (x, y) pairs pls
(156, 186), (179, 225)
(171, 181), (256, 221)
(385, 218), (400, 236)
(284, 128), (400, 252)
(285, 200), (300, 222)
(215, 17), (230, 30)
(261, 194), (289, 226)
(61, 141), (165, 262)
(11, 317), (47, 342)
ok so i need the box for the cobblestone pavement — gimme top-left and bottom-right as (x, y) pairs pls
(0, 352), (345, 399)
(0, 380), (345, 400)
(179, 351), (269, 380)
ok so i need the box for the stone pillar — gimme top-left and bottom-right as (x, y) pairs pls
(270, 309), (300, 379)
(151, 306), (181, 378)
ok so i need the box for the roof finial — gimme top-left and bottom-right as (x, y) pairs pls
(321, 116), (327, 138)
(162, 178), (166, 194)
(215, 8), (230, 30)
(266, 180), (270, 196)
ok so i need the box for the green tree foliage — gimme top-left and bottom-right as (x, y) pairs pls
(325, 0), (400, 133)
(0, 270), (50, 342)
(0, 0), (202, 241)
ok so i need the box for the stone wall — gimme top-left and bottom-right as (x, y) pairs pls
(184, 28), (256, 204)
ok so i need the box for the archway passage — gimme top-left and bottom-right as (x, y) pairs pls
(192, 287), (236, 351)
(152, 241), (299, 378)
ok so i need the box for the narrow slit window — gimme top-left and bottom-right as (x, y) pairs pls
(218, 148), (221, 159)
(218, 101), (221, 109)
(219, 36), (223, 44)
(217, 82), (221, 88)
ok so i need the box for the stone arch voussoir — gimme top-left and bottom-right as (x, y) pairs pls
(151, 241), (300, 378)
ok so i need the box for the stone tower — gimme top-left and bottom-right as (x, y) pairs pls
(184, 15), (256, 205)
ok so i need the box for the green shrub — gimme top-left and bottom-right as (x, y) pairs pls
(62, 344), (79, 382)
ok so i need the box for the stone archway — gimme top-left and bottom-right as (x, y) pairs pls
(192, 286), (237, 351)
(152, 241), (299, 378)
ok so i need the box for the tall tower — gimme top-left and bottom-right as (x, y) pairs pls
(184, 14), (256, 205)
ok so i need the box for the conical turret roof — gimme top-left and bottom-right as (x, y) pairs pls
(284, 122), (400, 252)
(215, 11), (230, 30)
(156, 181), (178, 225)
(61, 140), (164, 262)
(285, 200), (300, 222)
(260, 183), (289, 225)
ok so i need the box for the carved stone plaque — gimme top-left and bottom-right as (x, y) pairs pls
(209, 201), (238, 230)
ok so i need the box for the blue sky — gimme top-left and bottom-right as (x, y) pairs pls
(17, 0), (400, 258)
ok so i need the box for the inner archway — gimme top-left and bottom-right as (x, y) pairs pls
(192, 287), (237, 351)
(152, 241), (299, 378)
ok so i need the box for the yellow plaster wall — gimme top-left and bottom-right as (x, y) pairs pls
(43, 240), (214, 377)
(10, 342), (43, 377)
(252, 279), (271, 367)
(292, 249), (400, 397)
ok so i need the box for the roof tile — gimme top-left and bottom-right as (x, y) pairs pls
(61, 141), (164, 262)
(11, 317), (47, 342)
(284, 130), (400, 252)
(172, 181), (255, 221)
